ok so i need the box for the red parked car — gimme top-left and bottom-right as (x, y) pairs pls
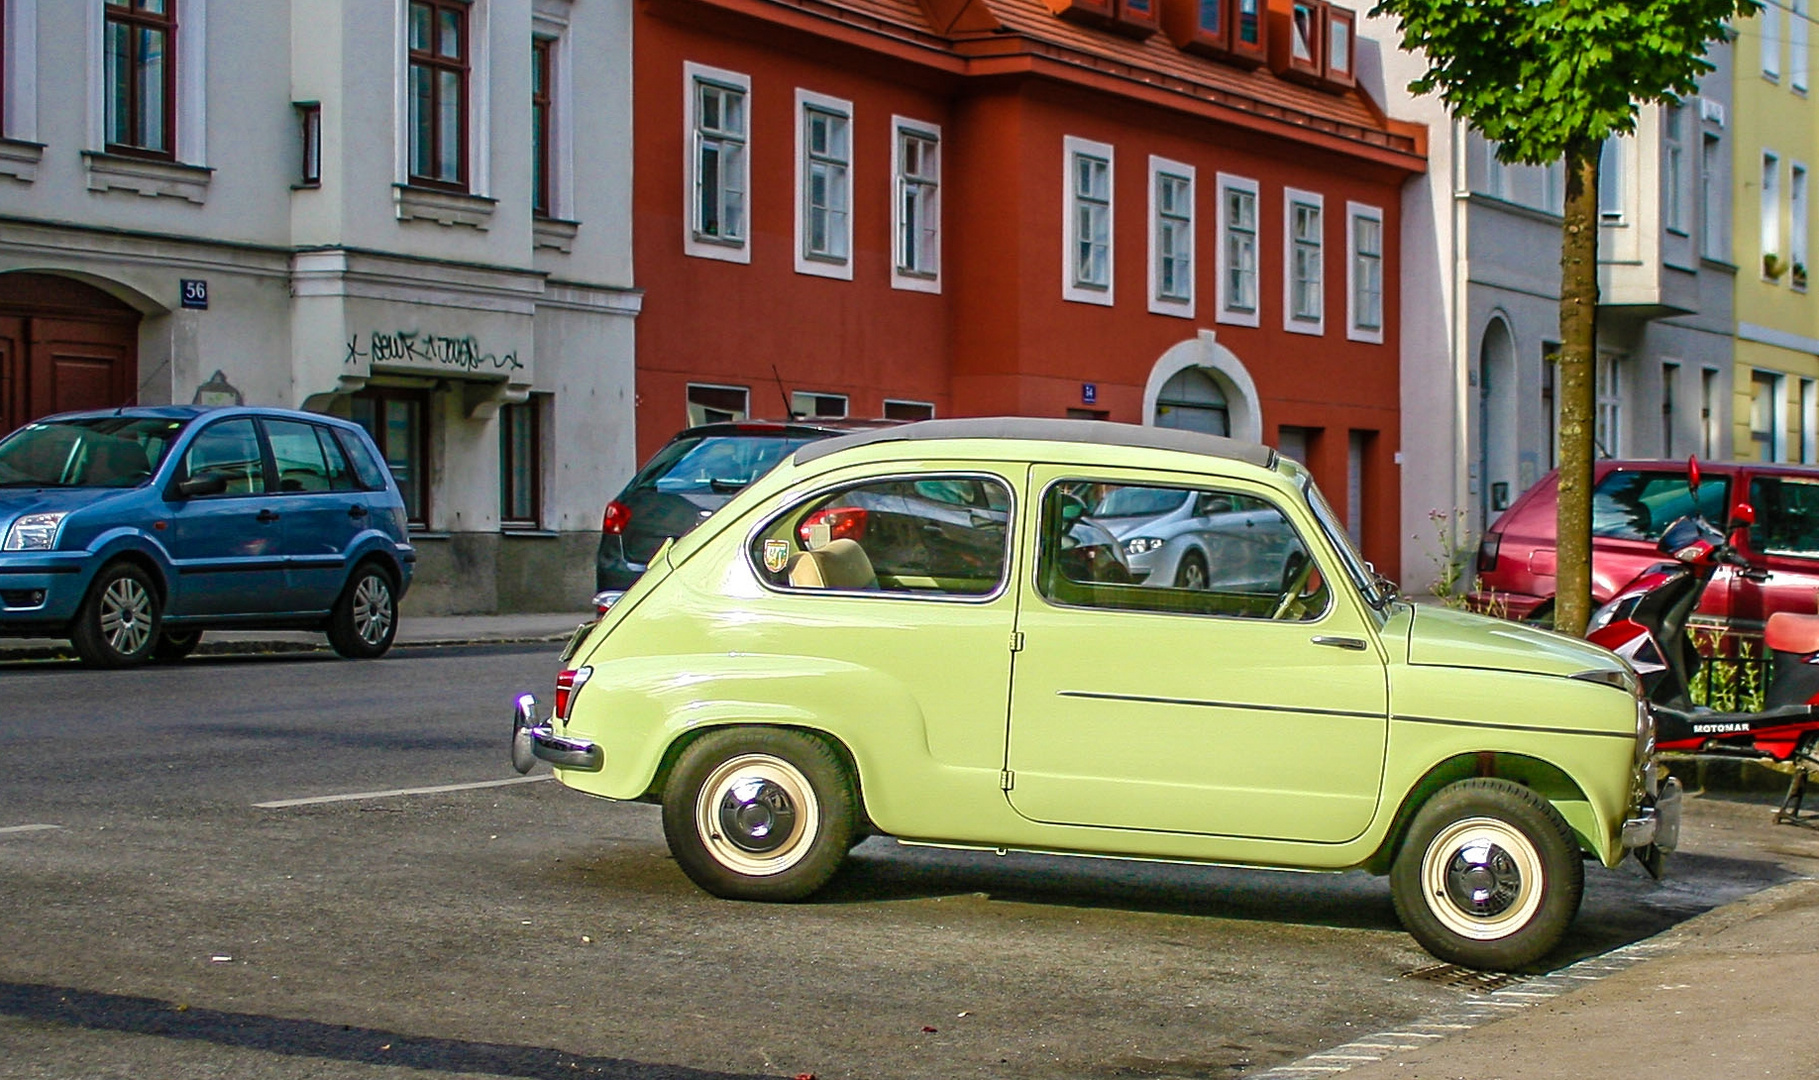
(1470, 459), (1819, 636)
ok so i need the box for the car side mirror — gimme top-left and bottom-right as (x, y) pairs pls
(178, 473), (228, 498)
(1731, 501), (1757, 526)
(1687, 455), (1701, 495)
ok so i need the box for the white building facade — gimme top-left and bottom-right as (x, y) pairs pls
(1350, 9), (1736, 590)
(0, 0), (638, 613)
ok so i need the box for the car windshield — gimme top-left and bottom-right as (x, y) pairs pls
(639, 435), (822, 495)
(1298, 472), (1390, 609)
(0, 417), (187, 489)
(1091, 486), (1189, 518)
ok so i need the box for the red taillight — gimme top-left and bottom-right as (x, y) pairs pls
(602, 500), (631, 535)
(798, 507), (868, 545)
(554, 666), (592, 720)
(1477, 532), (1502, 574)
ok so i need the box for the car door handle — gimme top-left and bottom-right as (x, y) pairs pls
(256, 509), (281, 524)
(1311, 635), (1367, 651)
(348, 505), (369, 520)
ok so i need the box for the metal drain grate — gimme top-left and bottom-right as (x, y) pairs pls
(1401, 963), (1523, 993)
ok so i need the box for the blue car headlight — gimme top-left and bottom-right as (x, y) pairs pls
(3, 512), (69, 552)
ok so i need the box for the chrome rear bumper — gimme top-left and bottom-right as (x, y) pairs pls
(510, 693), (604, 773)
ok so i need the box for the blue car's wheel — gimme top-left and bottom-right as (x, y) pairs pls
(71, 562), (161, 669)
(327, 562), (397, 659)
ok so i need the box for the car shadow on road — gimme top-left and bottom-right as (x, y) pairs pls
(0, 981), (783, 1080)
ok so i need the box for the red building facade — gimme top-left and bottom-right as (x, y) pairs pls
(631, 0), (1425, 575)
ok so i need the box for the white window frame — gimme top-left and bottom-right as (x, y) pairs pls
(1796, 0), (1811, 92)
(1664, 105), (1688, 235)
(532, 3), (577, 222)
(1062, 135), (1115, 306)
(882, 399), (936, 421)
(790, 391), (849, 419)
(88, 0), (208, 164)
(1283, 187), (1325, 335)
(795, 88), (854, 280)
(1765, 1), (1784, 80)
(683, 61), (751, 264)
(1215, 172), (1260, 328)
(1598, 137), (1626, 224)
(891, 116), (942, 294)
(4, 0), (39, 142)
(686, 382), (750, 427)
(1795, 163), (1810, 288)
(1702, 131), (1726, 261)
(1764, 150), (1783, 279)
(1147, 156), (1195, 319)
(1596, 354), (1622, 457)
(1346, 201), (1384, 344)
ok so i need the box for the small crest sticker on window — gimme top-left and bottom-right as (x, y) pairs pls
(763, 539), (790, 574)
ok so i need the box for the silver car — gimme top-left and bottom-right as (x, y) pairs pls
(1088, 484), (1301, 593)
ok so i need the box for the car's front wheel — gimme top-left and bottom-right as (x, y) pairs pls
(326, 562), (398, 659)
(661, 728), (856, 901)
(1174, 552), (1208, 590)
(70, 562), (162, 669)
(1390, 779), (1584, 970)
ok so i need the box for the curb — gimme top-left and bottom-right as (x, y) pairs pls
(0, 633), (575, 664)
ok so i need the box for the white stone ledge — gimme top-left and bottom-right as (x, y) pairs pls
(83, 151), (212, 203)
(394, 184), (496, 229)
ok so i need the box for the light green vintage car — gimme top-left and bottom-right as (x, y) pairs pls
(513, 418), (1680, 970)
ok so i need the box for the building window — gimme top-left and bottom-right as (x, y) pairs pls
(1149, 157), (1194, 317)
(1702, 368), (1720, 458)
(1154, 367), (1229, 436)
(1702, 132), (1725, 260)
(1595, 354), (1622, 458)
(1752, 370), (1784, 461)
(1664, 105), (1687, 233)
(1794, 163), (1809, 288)
(684, 62), (749, 263)
(796, 90), (853, 279)
(531, 36), (553, 217)
(407, 0), (468, 189)
(1284, 188), (1324, 334)
(791, 391), (847, 419)
(1216, 173), (1259, 327)
(1063, 135), (1114, 305)
(1797, 0), (1811, 91)
(1764, 151), (1783, 279)
(500, 397), (541, 529)
(687, 383), (748, 427)
(1765, 1), (1783, 80)
(351, 388), (430, 529)
(296, 101), (321, 187)
(883, 399), (935, 421)
(104, 0), (177, 158)
(1662, 362), (1679, 458)
(1804, 378), (1818, 462)
(1543, 343), (1560, 469)
(892, 118), (941, 292)
(1598, 137), (1624, 222)
(1347, 202), (1383, 343)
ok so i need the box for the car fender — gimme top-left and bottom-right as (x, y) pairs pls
(344, 531), (412, 590)
(85, 529), (179, 601)
(554, 653), (941, 818)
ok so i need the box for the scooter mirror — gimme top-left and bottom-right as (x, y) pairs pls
(1687, 456), (1701, 495)
(1732, 501), (1757, 526)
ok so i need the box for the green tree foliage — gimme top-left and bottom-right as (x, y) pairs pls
(1371, 0), (1756, 635)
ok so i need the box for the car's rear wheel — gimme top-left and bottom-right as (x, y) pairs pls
(71, 562), (161, 669)
(152, 629), (202, 662)
(326, 562), (398, 659)
(1390, 779), (1584, 971)
(1174, 552), (1208, 590)
(662, 728), (856, 901)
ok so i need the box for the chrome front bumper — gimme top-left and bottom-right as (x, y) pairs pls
(1621, 774), (1683, 879)
(510, 693), (604, 773)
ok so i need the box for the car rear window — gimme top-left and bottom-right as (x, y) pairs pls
(1749, 476), (1819, 556)
(636, 435), (820, 495)
(1592, 470), (1731, 541)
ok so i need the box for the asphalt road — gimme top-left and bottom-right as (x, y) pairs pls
(0, 644), (1801, 1080)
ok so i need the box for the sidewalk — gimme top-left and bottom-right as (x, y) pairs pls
(0, 611), (589, 662)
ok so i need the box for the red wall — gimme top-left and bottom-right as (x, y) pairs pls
(633, 8), (1410, 575)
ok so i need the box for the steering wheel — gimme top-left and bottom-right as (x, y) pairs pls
(1271, 550), (1315, 620)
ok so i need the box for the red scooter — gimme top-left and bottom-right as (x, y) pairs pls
(1585, 460), (1819, 762)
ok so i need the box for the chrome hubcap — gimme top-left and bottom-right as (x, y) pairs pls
(1179, 561), (1207, 589)
(696, 753), (819, 876)
(1421, 817), (1545, 941)
(351, 575), (393, 645)
(99, 577), (153, 656)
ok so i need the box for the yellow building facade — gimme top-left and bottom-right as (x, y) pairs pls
(1734, 1), (1819, 462)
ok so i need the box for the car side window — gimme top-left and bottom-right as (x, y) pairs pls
(335, 429), (389, 491)
(1592, 471), (1731, 541)
(265, 419), (333, 493)
(181, 419), (267, 497)
(1749, 477), (1819, 556)
(315, 426), (356, 492)
(1038, 480), (1330, 621)
(750, 475), (1012, 597)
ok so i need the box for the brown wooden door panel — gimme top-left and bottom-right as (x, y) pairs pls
(0, 316), (22, 434)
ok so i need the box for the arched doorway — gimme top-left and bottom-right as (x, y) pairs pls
(1142, 330), (1263, 443)
(1478, 316), (1518, 527)
(0, 273), (142, 432)
(1154, 366), (1229, 435)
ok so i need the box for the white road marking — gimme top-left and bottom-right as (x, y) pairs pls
(0, 824), (62, 835)
(254, 775), (551, 809)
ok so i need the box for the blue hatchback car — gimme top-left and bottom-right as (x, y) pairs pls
(0, 405), (415, 667)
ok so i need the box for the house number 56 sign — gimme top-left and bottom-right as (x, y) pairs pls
(180, 279), (209, 310)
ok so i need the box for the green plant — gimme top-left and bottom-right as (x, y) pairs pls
(1766, 252), (1788, 280)
(1417, 508), (1510, 617)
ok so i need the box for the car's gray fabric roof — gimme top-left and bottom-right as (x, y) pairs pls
(793, 417), (1276, 469)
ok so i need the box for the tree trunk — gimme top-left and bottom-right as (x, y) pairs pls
(1555, 139), (1600, 637)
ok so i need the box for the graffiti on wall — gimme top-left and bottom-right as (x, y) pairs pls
(345, 331), (524, 374)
